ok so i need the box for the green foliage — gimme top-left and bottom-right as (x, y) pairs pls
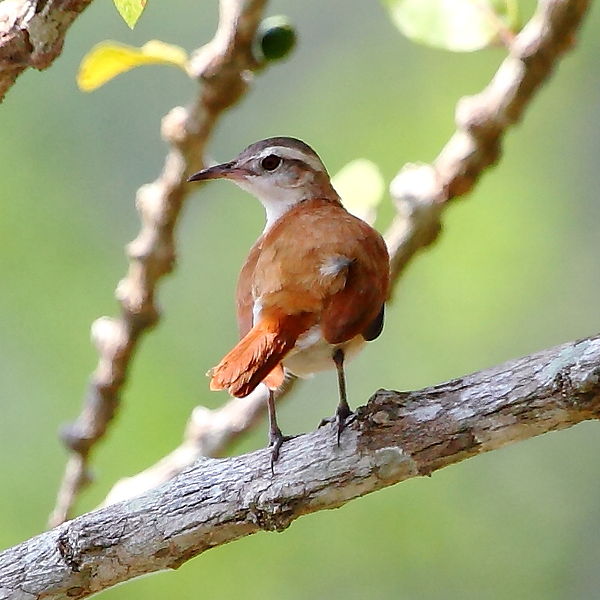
(113, 0), (147, 29)
(255, 15), (297, 62)
(382, 0), (520, 51)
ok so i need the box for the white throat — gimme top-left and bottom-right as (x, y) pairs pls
(262, 195), (302, 232)
(235, 178), (308, 233)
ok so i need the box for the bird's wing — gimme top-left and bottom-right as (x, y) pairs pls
(254, 199), (390, 344)
(361, 304), (385, 342)
(320, 219), (389, 344)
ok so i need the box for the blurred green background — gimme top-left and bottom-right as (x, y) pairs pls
(1, 1), (599, 598)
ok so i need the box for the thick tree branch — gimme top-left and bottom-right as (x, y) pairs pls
(0, 0), (94, 102)
(99, 0), (592, 506)
(50, 0), (268, 527)
(3, 334), (600, 599)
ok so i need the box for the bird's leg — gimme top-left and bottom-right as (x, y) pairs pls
(319, 348), (353, 444)
(267, 389), (293, 473)
(332, 348), (352, 444)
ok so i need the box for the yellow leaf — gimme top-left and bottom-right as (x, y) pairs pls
(332, 159), (385, 225)
(77, 40), (188, 92)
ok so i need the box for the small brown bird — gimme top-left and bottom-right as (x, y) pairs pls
(188, 137), (390, 465)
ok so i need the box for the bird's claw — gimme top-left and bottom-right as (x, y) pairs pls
(319, 404), (354, 445)
(268, 430), (295, 474)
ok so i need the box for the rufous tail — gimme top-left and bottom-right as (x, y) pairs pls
(209, 310), (314, 398)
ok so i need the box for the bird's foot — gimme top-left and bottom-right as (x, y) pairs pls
(268, 428), (295, 474)
(319, 403), (354, 445)
(318, 415), (335, 428)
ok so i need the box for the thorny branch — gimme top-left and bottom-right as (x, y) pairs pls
(49, 0), (269, 527)
(0, 0), (94, 102)
(99, 0), (592, 508)
(3, 334), (600, 599)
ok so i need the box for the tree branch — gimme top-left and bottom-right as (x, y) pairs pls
(0, 0), (94, 103)
(385, 0), (590, 280)
(99, 0), (592, 507)
(3, 334), (600, 599)
(49, 0), (268, 527)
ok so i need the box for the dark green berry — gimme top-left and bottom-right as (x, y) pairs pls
(255, 16), (297, 62)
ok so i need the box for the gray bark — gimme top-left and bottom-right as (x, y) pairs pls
(2, 334), (599, 599)
(0, 0), (94, 102)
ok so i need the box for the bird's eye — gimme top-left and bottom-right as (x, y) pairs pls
(261, 154), (282, 171)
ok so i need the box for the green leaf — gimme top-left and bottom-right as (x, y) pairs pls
(77, 40), (188, 92)
(382, 0), (520, 52)
(113, 0), (147, 29)
(332, 160), (385, 225)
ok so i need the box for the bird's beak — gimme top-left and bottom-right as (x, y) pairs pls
(187, 161), (247, 182)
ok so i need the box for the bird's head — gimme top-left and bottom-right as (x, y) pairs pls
(188, 137), (339, 229)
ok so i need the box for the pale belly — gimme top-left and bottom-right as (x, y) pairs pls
(282, 325), (366, 377)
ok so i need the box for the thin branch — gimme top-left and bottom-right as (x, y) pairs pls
(4, 334), (600, 599)
(0, 0), (95, 102)
(100, 0), (591, 506)
(385, 0), (590, 280)
(49, 0), (268, 527)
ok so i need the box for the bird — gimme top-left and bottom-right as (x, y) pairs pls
(188, 137), (390, 467)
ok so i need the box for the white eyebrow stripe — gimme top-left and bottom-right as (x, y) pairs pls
(257, 147), (324, 173)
